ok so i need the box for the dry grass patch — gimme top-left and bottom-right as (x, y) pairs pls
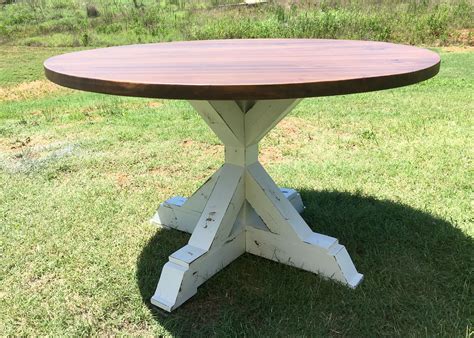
(0, 80), (69, 102)
(451, 29), (474, 46)
(0, 135), (53, 154)
(441, 45), (474, 52)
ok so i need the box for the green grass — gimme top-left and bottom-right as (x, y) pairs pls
(0, 46), (473, 336)
(0, 0), (473, 47)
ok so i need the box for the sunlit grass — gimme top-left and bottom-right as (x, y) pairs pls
(0, 46), (473, 336)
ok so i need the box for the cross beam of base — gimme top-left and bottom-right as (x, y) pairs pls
(150, 100), (363, 312)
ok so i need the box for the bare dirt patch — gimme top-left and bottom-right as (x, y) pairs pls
(259, 145), (283, 165)
(116, 173), (131, 188)
(148, 101), (163, 108)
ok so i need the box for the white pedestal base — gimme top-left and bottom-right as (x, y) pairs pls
(150, 100), (363, 312)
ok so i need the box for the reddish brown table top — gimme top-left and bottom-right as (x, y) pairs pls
(44, 39), (440, 100)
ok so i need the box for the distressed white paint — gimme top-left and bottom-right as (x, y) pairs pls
(246, 227), (363, 288)
(151, 231), (246, 312)
(150, 187), (304, 234)
(188, 163), (244, 251)
(151, 99), (363, 312)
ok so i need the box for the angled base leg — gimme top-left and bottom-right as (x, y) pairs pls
(150, 99), (363, 312)
(245, 162), (363, 287)
(151, 163), (246, 311)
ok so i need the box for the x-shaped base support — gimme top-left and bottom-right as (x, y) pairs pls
(150, 100), (363, 312)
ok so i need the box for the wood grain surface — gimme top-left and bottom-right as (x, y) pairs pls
(44, 39), (440, 100)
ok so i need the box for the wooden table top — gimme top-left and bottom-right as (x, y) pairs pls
(44, 39), (440, 100)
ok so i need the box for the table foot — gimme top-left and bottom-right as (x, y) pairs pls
(151, 231), (245, 311)
(246, 227), (363, 288)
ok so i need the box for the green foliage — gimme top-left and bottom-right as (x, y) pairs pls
(427, 4), (450, 39)
(1, 3), (35, 25)
(0, 0), (472, 46)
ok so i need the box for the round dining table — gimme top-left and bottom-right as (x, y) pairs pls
(44, 39), (440, 312)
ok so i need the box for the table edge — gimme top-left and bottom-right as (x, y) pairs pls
(44, 53), (440, 100)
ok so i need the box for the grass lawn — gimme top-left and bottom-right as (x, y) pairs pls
(0, 46), (473, 336)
